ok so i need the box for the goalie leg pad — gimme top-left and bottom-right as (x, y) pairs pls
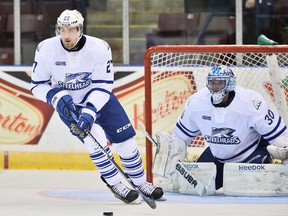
(176, 161), (216, 196)
(223, 163), (288, 196)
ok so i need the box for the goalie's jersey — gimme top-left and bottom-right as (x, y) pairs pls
(173, 86), (287, 163)
(30, 35), (113, 111)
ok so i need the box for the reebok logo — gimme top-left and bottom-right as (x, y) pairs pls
(238, 165), (265, 171)
(183, 163), (199, 170)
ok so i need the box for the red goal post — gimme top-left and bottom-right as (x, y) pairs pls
(144, 45), (288, 182)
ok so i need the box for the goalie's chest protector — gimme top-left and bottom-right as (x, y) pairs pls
(186, 87), (267, 161)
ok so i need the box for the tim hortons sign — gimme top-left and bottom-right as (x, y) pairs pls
(0, 72), (53, 144)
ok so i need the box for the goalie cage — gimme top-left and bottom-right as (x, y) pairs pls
(144, 45), (288, 183)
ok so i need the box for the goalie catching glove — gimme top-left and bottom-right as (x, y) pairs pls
(267, 135), (288, 164)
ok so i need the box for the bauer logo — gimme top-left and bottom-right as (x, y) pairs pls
(0, 75), (54, 144)
(176, 163), (198, 188)
(238, 165), (265, 171)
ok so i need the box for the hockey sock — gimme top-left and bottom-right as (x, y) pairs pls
(89, 145), (120, 186)
(120, 149), (146, 186)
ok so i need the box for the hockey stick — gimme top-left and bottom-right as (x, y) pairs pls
(176, 160), (208, 196)
(70, 112), (157, 209)
(257, 34), (288, 124)
(139, 125), (160, 153)
(138, 126), (170, 177)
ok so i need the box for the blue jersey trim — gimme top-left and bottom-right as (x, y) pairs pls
(215, 139), (258, 162)
(31, 79), (51, 84)
(80, 88), (111, 104)
(92, 80), (114, 84)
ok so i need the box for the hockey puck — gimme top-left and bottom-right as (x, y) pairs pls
(103, 212), (113, 216)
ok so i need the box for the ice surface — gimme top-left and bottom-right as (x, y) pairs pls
(0, 170), (287, 216)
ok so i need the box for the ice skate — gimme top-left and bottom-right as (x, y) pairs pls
(101, 176), (139, 203)
(138, 182), (164, 200)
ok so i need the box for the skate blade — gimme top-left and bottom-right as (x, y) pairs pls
(128, 197), (141, 205)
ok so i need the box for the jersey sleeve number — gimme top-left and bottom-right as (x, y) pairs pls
(265, 109), (275, 125)
(106, 60), (112, 73)
(32, 61), (38, 73)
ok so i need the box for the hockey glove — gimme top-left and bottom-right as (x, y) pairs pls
(267, 135), (288, 164)
(72, 104), (97, 138)
(46, 87), (77, 119)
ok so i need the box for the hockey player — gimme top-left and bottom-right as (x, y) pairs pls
(155, 65), (288, 190)
(30, 9), (163, 203)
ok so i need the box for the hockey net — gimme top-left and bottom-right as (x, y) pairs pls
(144, 45), (288, 182)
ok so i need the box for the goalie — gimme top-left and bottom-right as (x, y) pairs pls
(154, 65), (288, 192)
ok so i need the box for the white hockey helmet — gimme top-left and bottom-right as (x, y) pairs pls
(206, 65), (236, 104)
(55, 9), (84, 38)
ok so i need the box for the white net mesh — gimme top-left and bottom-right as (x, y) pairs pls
(145, 45), (288, 171)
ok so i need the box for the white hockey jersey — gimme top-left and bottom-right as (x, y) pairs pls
(173, 87), (287, 162)
(31, 35), (114, 111)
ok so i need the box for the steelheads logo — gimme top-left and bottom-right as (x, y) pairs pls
(205, 127), (240, 145)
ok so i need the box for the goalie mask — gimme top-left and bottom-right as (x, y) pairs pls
(55, 9), (84, 40)
(206, 65), (236, 104)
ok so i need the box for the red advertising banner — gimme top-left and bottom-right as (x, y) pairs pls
(0, 74), (54, 144)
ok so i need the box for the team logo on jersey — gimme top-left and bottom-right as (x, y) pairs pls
(204, 127), (240, 145)
(58, 72), (92, 90)
(253, 100), (262, 110)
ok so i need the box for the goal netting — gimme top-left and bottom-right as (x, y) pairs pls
(144, 45), (288, 182)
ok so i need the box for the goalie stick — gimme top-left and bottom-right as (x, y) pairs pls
(70, 112), (157, 209)
(176, 160), (208, 196)
(257, 34), (288, 124)
(139, 125), (160, 153)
